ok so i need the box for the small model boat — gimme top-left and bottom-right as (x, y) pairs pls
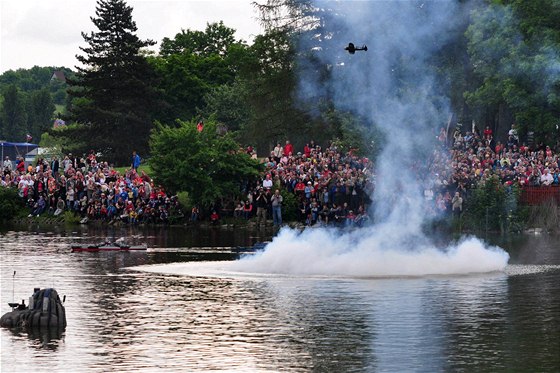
(71, 241), (147, 252)
(1, 288), (66, 329)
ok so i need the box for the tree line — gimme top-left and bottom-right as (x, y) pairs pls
(0, 66), (72, 143)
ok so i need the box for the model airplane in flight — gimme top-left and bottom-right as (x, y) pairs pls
(345, 43), (368, 54)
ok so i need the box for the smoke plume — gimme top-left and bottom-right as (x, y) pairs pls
(229, 0), (510, 276)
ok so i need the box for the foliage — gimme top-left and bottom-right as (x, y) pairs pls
(159, 21), (239, 57)
(526, 199), (559, 233)
(280, 189), (298, 222)
(323, 109), (384, 158)
(0, 85), (56, 143)
(0, 66), (72, 105)
(63, 0), (160, 164)
(150, 22), (248, 124)
(0, 85), (27, 141)
(0, 67), (71, 142)
(465, 1), (560, 145)
(43, 123), (89, 156)
(149, 119), (261, 207)
(0, 188), (23, 221)
(199, 80), (251, 133)
(238, 30), (319, 152)
(63, 210), (81, 225)
(242, 2), (399, 157)
(176, 191), (193, 212)
(27, 88), (55, 138)
(462, 176), (526, 233)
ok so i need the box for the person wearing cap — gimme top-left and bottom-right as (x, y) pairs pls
(304, 181), (313, 200)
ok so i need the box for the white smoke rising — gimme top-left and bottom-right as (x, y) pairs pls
(230, 0), (510, 276)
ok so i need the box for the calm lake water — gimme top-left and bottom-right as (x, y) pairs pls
(1, 224), (559, 372)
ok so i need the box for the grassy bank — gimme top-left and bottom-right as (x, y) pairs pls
(112, 164), (152, 176)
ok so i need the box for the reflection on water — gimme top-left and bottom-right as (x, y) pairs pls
(1, 226), (559, 372)
(4, 327), (65, 352)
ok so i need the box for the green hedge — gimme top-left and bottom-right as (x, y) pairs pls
(0, 188), (24, 221)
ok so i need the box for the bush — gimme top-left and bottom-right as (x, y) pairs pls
(176, 191), (192, 211)
(280, 190), (299, 222)
(63, 210), (81, 224)
(462, 176), (526, 233)
(0, 188), (24, 221)
(526, 199), (559, 233)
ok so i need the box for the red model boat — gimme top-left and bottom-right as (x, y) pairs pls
(71, 242), (147, 252)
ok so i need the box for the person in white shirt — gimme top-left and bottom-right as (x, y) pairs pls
(3, 156), (13, 171)
(540, 168), (553, 186)
(262, 174), (273, 189)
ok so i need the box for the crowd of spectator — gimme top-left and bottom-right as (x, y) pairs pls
(426, 124), (559, 216)
(1, 123), (558, 227)
(1, 151), (183, 224)
(232, 139), (374, 228)
(235, 126), (558, 226)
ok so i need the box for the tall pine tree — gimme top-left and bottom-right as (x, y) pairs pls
(66, 0), (159, 164)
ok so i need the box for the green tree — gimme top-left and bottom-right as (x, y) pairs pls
(199, 80), (251, 133)
(159, 21), (239, 57)
(238, 30), (312, 151)
(462, 176), (525, 233)
(0, 66), (72, 106)
(0, 85), (28, 141)
(64, 0), (160, 164)
(465, 2), (560, 145)
(27, 88), (55, 141)
(0, 188), (23, 222)
(150, 22), (246, 124)
(149, 119), (261, 207)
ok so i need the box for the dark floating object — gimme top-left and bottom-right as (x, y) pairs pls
(232, 241), (269, 254)
(345, 42), (368, 54)
(1, 288), (66, 329)
(71, 241), (148, 252)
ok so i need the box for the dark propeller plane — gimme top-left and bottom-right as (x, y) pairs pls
(345, 43), (368, 54)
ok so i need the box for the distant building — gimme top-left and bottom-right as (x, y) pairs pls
(51, 70), (66, 83)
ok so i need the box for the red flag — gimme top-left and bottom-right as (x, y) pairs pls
(197, 121), (204, 132)
(26, 134), (33, 142)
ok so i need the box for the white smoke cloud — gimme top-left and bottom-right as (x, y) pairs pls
(229, 0), (510, 276)
(229, 228), (509, 276)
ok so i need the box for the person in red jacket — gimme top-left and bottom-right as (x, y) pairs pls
(303, 143), (311, 158)
(483, 126), (493, 140)
(284, 140), (294, 157)
(210, 210), (220, 225)
(294, 179), (306, 196)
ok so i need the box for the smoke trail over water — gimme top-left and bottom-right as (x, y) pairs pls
(228, 0), (511, 276)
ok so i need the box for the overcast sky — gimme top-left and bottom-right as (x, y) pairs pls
(0, 0), (263, 73)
